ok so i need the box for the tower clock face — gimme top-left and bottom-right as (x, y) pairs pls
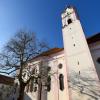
(67, 12), (71, 17)
(67, 12), (70, 15)
(66, 8), (74, 16)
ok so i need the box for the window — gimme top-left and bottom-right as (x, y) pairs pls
(67, 19), (72, 24)
(59, 74), (64, 91)
(79, 71), (80, 75)
(34, 78), (38, 84)
(73, 44), (75, 47)
(97, 57), (100, 64)
(23, 73), (26, 78)
(78, 61), (79, 65)
(34, 86), (37, 92)
(30, 81), (33, 92)
(47, 76), (51, 92)
(31, 68), (35, 74)
(47, 66), (51, 72)
(26, 84), (29, 92)
(58, 64), (63, 69)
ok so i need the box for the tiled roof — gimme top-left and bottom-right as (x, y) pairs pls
(38, 48), (63, 56)
(0, 74), (14, 85)
(87, 33), (100, 44)
(32, 48), (64, 59)
(31, 33), (100, 60)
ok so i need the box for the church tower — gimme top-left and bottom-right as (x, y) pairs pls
(61, 6), (100, 100)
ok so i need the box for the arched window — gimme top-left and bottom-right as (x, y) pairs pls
(30, 80), (33, 92)
(35, 78), (38, 84)
(47, 76), (51, 92)
(59, 74), (64, 91)
(67, 19), (72, 24)
(26, 83), (29, 92)
(47, 66), (51, 72)
(31, 67), (38, 75)
(34, 86), (37, 92)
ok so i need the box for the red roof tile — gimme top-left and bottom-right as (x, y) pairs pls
(30, 33), (100, 60)
(87, 33), (100, 44)
(0, 74), (14, 85)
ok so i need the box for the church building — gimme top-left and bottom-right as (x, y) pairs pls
(17, 6), (100, 100)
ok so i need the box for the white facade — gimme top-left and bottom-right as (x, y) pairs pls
(24, 50), (69, 100)
(24, 44), (100, 100)
(15, 6), (100, 100)
(61, 6), (100, 100)
(89, 39), (100, 80)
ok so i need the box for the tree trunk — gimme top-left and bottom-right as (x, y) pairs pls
(38, 81), (42, 100)
(17, 83), (25, 100)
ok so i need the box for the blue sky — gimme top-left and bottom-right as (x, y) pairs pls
(0, 0), (100, 50)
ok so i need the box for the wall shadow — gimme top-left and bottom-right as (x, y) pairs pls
(24, 93), (32, 100)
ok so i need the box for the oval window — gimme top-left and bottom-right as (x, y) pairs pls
(58, 64), (63, 69)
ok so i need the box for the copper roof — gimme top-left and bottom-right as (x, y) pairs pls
(0, 74), (14, 85)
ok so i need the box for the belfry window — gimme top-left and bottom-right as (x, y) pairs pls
(47, 76), (51, 92)
(68, 19), (72, 24)
(59, 74), (64, 91)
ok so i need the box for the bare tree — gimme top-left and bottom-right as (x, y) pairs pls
(0, 30), (49, 100)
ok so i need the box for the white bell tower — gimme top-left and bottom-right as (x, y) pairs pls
(61, 6), (100, 100)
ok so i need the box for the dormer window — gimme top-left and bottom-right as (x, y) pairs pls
(68, 19), (72, 24)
